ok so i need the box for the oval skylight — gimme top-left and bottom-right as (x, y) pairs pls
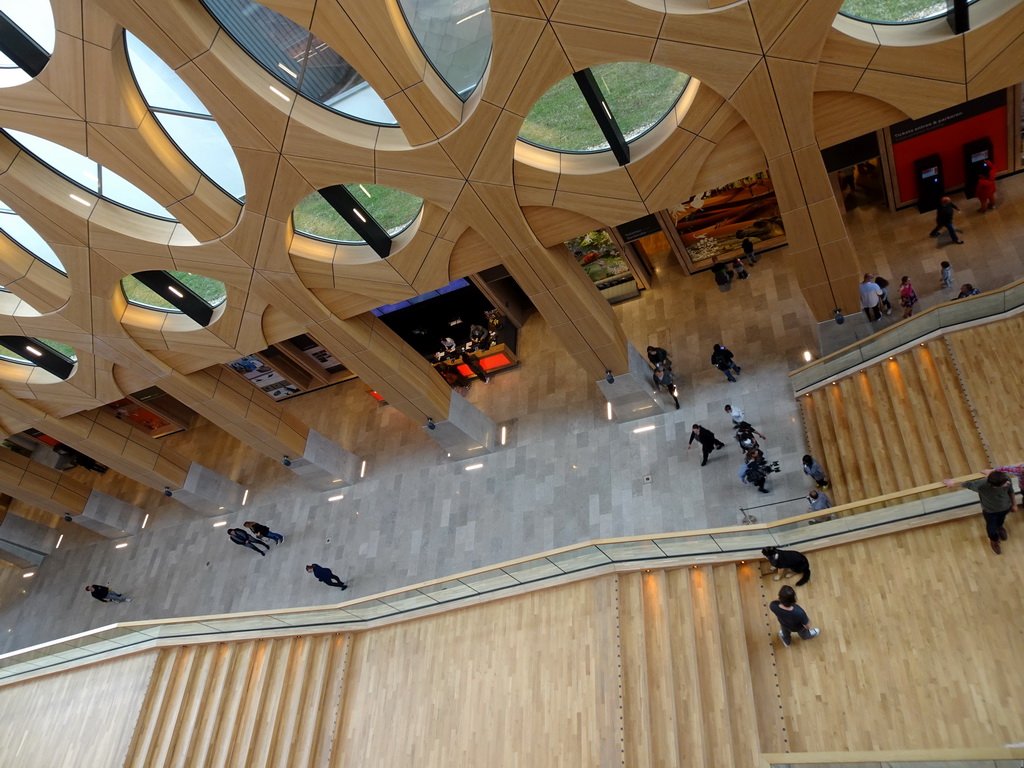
(0, 199), (65, 273)
(293, 184), (423, 244)
(3, 129), (175, 220)
(519, 63), (690, 153)
(122, 270), (227, 312)
(200, 0), (396, 125)
(124, 32), (245, 200)
(397, 0), (492, 100)
(839, 0), (979, 23)
(0, 0), (55, 88)
(0, 337), (76, 380)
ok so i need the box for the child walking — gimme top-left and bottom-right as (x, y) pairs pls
(940, 261), (952, 289)
(899, 275), (918, 318)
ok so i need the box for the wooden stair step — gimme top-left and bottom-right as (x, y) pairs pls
(893, 352), (949, 475)
(665, 569), (706, 768)
(821, 384), (863, 504)
(224, 640), (273, 768)
(241, 637), (296, 768)
(849, 370), (895, 495)
(618, 571), (655, 768)
(688, 566), (735, 768)
(181, 642), (236, 768)
(202, 640), (258, 768)
(713, 565), (762, 768)
(123, 648), (178, 768)
(878, 360), (931, 486)
(164, 644), (217, 767)
(806, 391), (848, 505)
(736, 563), (787, 754)
(837, 376), (882, 498)
(308, 634), (351, 768)
(926, 339), (987, 468)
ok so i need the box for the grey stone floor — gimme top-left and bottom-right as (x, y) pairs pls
(2, 172), (1024, 655)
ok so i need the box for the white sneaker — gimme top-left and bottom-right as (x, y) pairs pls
(805, 628), (820, 639)
(779, 630), (791, 647)
(773, 574), (781, 581)
(125, 598), (132, 603)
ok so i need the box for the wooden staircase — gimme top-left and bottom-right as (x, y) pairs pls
(121, 634), (350, 768)
(801, 339), (988, 505)
(618, 564), (783, 768)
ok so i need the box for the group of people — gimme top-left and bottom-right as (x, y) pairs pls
(859, 273), (921, 321)
(87, 519), (350, 604)
(647, 343), (744, 410)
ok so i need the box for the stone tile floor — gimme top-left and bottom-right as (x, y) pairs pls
(1, 174), (1022, 654)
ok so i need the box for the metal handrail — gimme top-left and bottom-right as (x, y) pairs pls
(789, 279), (1024, 393)
(0, 476), (987, 686)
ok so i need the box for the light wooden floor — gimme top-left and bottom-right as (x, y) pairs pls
(0, 650), (157, 768)
(3, 515), (1021, 767)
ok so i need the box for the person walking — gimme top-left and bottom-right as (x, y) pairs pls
(306, 563), (348, 589)
(227, 527), (270, 556)
(976, 161), (997, 213)
(859, 273), (883, 322)
(802, 455), (829, 488)
(929, 196), (963, 243)
(940, 260), (953, 289)
(244, 520), (284, 545)
(734, 423), (764, 453)
(899, 276), (918, 319)
(732, 257), (748, 279)
(688, 424), (725, 466)
(770, 585), (820, 647)
(942, 470), (1016, 554)
(85, 584), (131, 603)
(646, 345), (672, 370)
(874, 276), (892, 315)
(711, 344), (742, 382)
(807, 489), (832, 511)
(724, 404), (746, 425)
(653, 365), (680, 409)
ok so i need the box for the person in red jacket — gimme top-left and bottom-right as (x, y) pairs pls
(976, 161), (998, 213)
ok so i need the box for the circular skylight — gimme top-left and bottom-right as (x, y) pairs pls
(397, 0), (492, 100)
(0, 199), (65, 273)
(3, 129), (176, 220)
(124, 32), (245, 200)
(519, 63), (690, 153)
(839, 0), (979, 23)
(121, 271), (227, 312)
(0, 0), (55, 88)
(293, 184), (423, 244)
(200, 0), (396, 125)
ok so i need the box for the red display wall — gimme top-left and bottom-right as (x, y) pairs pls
(892, 107), (1007, 205)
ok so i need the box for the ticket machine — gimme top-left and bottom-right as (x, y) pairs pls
(914, 154), (944, 213)
(962, 137), (993, 199)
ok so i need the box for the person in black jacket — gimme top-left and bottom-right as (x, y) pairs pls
(244, 520), (284, 544)
(646, 345), (672, 370)
(711, 344), (742, 382)
(85, 584), (131, 603)
(306, 563), (348, 589)
(688, 424), (725, 466)
(227, 527), (270, 556)
(929, 196), (963, 243)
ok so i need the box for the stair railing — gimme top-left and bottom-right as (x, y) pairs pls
(790, 280), (1024, 393)
(0, 476), (993, 686)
